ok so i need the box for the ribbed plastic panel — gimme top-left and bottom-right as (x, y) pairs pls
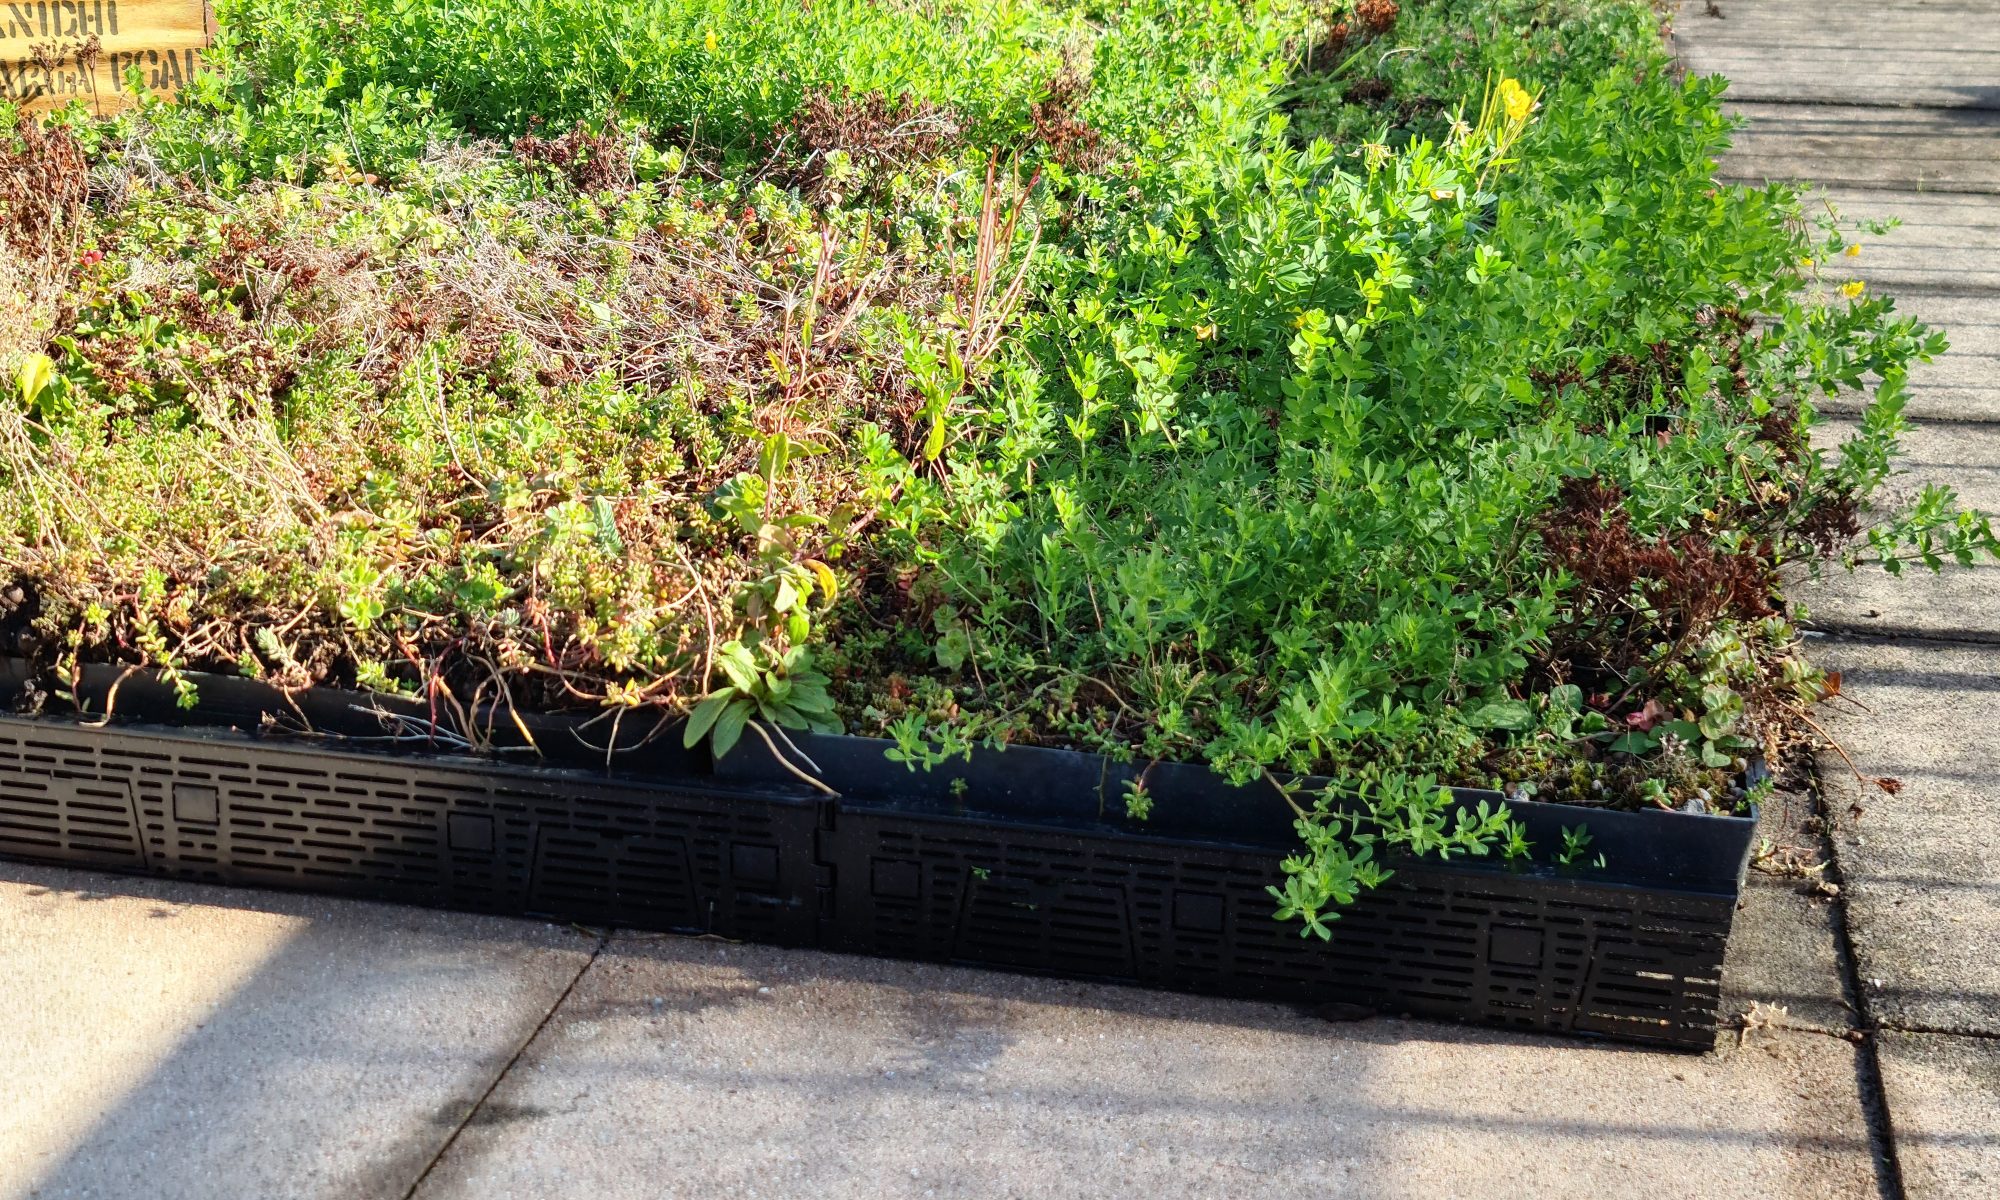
(0, 707), (1748, 1050)
(0, 717), (822, 945)
(821, 806), (1735, 1048)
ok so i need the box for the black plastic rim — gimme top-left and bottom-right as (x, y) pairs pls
(0, 662), (1755, 1049)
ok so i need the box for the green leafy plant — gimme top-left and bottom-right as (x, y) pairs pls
(1555, 824), (1593, 867)
(682, 639), (838, 760)
(5, 0), (1992, 938)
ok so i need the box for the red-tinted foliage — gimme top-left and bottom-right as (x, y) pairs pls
(1542, 478), (1777, 639)
(512, 120), (633, 192)
(1030, 61), (1111, 172)
(1356, 0), (1400, 34)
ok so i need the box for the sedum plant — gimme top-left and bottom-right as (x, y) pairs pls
(4, 0), (1993, 934)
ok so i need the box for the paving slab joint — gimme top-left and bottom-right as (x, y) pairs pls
(1817, 408), (2000, 426)
(1868, 1023), (2000, 1042)
(1720, 1014), (1867, 1045)
(1807, 758), (1909, 1200)
(397, 928), (611, 1199)
(1804, 625), (2000, 649)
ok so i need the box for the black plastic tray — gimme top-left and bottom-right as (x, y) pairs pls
(0, 663), (1756, 1049)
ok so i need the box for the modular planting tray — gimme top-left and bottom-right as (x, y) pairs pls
(0, 665), (1757, 1050)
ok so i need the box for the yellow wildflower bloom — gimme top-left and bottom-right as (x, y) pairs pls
(1499, 78), (1534, 123)
(705, 29), (719, 53)
(1841, 280), (1865, 299)
(1844, 243), (1861, 257)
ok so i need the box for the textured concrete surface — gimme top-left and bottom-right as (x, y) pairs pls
(411, 936), (1878, 1200)
(0, 863), (594, 1200)
(1791, 419), (2000, 639)
(1876, 1032), (2000, 1199)
(1805, 193), (2000, 301)
(0, 850), (1874, 1200)
(1812, 639), (2000, 1036)
(1799, 566), (2000, 644)
(1822, 419), (2000, 513)
(1722, 873), (1857, 1034)
(1675, 0), (2000, 110)
(1692, 0), (2000, 1190)
(1817, 290), (2000, 421)
(1719, 104), (2000, 194)
(1721, 790), (1859, 1034)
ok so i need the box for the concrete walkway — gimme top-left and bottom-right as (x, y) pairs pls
(1, 5), (1994, 1198)
(1681, 1), (2000, 1196)
(0, 849), (1878, 1200)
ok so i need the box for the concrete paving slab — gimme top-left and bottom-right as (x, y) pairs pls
(1816, 292), (2000, 422)
(1826, 416), (2000, 511)
(1722, 789), (1859, 1034)
(1659, 1), (1999, 1193)
(1790, 417), (2000, 639)
(0, 863), (594, 1200)
(1876, 1031), (2000, 1199)
(411, 936), (1880, 1200)
(1808, 190), (2000, 298)
(1811, 638), (2000, 1035)
(1723, 873), (1858, 1033)
(1718, 104), (2000, 194)
(1798, 566), (2000, 644)
(1824, 290), (1992, 422)
(1675, 0), (2000, 110)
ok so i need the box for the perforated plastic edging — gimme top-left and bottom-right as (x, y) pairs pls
(0, 713), (826, 945)
(0, 692), (1756, 1051)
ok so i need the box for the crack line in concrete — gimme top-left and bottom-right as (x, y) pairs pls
(398, 928), (612, 1200)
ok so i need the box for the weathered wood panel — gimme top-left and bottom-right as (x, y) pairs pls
(2, 0), (212, 114)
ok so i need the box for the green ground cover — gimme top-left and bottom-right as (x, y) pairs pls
(5, 0), (1991, 927)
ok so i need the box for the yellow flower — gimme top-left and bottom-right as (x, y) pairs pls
(1843, 243), (1861, 258)
(1195, 323), (1217, 341)
(1499, 78), (1534, 123)
(1840, 280), (1865, 299)
(704, 29), (719, 53)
